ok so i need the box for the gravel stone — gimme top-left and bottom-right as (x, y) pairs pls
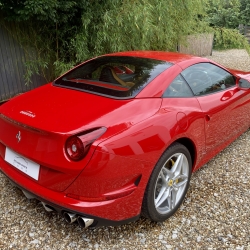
(206, 49), (250, 71)
(172, 233), (178, 239)
(0, 49), (250, 249)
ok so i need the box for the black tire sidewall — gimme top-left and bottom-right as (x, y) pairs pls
(142, 143), (192, 222)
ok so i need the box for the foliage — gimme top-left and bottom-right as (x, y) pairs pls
(73, 0), (204, 62)
(0, 0), (88, 81)
(53, 60), (75, 77)
(1, 0), (206, 79)
(2, 0), (250, 82)
(0, 17), (54, 83)
(202, 0), (250, 54)
(239, 0), (250, 25)
(213, 27), (250, 53)
(204, 0), (241, 28)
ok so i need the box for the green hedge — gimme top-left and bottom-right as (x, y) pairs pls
(213, 27), (250, 53)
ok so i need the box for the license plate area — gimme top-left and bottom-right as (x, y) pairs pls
(5, 147), (40, 180)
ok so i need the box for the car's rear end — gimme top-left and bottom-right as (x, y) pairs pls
(0, 53), (174, 227)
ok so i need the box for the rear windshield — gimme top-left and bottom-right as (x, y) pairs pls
(54, 56), (172, 98)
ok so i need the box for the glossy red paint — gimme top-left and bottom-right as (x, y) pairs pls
(0, 86), (161, 192)
(0, 51), (250, 226)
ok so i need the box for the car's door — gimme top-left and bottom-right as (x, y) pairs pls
(182, 62), (250, 154)
(162, 74), (206, 164)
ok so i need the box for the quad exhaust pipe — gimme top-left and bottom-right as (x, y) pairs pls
(63, 212), (94, 228)
(77, 216), (94, 228)
(41, 203), (94, 228)
(63, 212), (77, 224)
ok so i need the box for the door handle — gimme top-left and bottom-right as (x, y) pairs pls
(221, 96), (230, 101)
(221, 90), (233, 101)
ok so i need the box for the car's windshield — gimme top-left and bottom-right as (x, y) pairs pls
(54, 56), (172, 98)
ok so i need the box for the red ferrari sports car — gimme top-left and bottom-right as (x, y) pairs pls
(0, 51), (250, 228)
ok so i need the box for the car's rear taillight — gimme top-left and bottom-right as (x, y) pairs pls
(65, 127), (106, 161)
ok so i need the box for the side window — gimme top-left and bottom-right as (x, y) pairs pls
(163, 74), (193, 97)
(182, 63), (235, 96)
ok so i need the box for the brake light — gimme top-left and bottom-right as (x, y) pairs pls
(65, 127), (106, 161)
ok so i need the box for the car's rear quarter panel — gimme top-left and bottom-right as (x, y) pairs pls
(66, 97), (206, 201)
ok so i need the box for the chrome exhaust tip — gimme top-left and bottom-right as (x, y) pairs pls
(63, 212), (77, 224)
(77, 217), (94, 228)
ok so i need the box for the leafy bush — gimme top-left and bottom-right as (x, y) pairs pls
(240, 0), (250, 25)
(73, 0), (205, 61)
(204, 0), (241, 28)
(1, 0), (205, 81)
(2, 0), (249, 83)
(213, 27), (250, 53)
(202, 0), (250, 54)
(0, 0), (88, 81)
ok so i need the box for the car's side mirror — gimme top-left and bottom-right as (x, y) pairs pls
(238, 78), (250, 89)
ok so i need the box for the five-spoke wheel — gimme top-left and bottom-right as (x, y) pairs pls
(142, 143), (192, 222)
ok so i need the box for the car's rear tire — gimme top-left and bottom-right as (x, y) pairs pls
(141, 143), (192, 222)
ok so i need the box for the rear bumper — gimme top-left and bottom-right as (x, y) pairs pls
(0, 154), (144, 227)
(1, 172), (140, 227)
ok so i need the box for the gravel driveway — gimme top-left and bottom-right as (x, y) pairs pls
(0, 49), (250, 250)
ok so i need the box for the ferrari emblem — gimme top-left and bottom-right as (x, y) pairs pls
(16, 131), (21, 143)
(168, 179), (174, 187)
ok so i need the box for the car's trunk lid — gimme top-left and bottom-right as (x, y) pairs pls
(0, 84), (161, 192)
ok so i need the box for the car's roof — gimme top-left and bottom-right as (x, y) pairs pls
(105, 51), (202, 64)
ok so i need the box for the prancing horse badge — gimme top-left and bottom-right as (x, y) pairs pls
(16, 131), (21, 143)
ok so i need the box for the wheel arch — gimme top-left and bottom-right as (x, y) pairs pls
(173, 137), (196, 170)
(141, 137), (194, 221)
